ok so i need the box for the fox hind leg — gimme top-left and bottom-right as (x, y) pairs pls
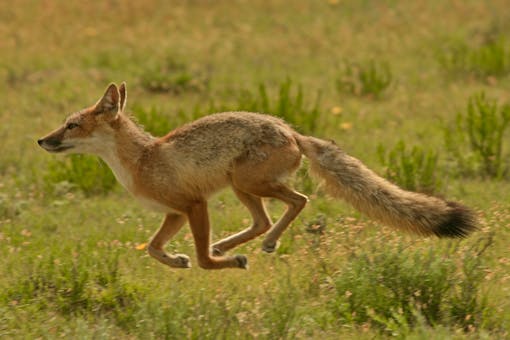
(231, 142), (307, 252)
(232, 178), (308, 253)
(148, 213), (191, 268)
(211, 187), (272, 256)
(258, 183), (308, 253)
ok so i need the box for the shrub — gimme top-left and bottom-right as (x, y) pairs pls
(140, 56), (209, 94)
(3, 251), (144, 317)
(329, 236), (492, 335)
(132, 104), (208, 137)
(136, 78), (322, 135)
(131, 105), (174, 137)
(336, 60), (393, 99)
(236, 79), (322, 134)
(377, 140), (443, 194)
(44, 155), (117, 196)
(438, 36), (510, 80)
(445, 92), (510, 178)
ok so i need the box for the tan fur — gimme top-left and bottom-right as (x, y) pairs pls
(38, 83), (477, 270)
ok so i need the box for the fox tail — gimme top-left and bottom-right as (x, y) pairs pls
(296, 135), (477, 237)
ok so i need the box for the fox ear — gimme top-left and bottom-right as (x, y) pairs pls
(95, 83), (120, 114)
(119, 82), (127, 112)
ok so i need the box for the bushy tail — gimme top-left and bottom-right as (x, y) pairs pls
(296, 135), (477, 237)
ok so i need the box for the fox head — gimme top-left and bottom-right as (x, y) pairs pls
(38, 82), (128, 155)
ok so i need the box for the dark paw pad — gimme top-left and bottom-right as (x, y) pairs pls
(234, 254), (248, 269)
(174, 254), (191, 268)
(262, 241), (280, 253)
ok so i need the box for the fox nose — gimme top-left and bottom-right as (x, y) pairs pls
(37, 139), (44, 146)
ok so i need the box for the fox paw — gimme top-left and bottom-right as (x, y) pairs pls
(234, 254), (248, 269)
(170, 254), (191, 268)
(261, 241), (280, 253)
(148, 246), (191, 269)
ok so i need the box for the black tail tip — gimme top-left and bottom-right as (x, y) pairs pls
(434, 201), (478, 238)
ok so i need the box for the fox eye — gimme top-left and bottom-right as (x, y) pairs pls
(66, 122), (79, 130)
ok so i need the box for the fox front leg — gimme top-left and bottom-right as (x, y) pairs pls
(147, 213), (191, 268)
(187, 200), (248, 269)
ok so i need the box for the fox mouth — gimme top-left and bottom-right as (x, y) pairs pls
(43, 145), (74, 153)
(38, 140), (74, 153)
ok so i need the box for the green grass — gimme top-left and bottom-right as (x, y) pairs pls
(2, 1), (510, 338)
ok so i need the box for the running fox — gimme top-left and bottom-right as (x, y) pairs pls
(38, 83), (477, 270)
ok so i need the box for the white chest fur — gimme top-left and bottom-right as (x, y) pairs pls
(100, 148), (135, 192)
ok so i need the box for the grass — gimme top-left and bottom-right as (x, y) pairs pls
(2, 1), (510, 339)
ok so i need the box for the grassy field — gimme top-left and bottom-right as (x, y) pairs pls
(1, 1), (510, 338)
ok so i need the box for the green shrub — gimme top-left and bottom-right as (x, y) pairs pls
(136, 78), (322, 135)
(445, 92), (510, 178)
(44, 155), (117, 196)
(140, 56), (209, 94)
(329, 236), (492, 335)
(131, 105), (174, 137)
(336, 60), (393, 99)
(132, 104), (208, 137)
(3, 251), (144, 317)
(438, 36), (510, 80)
(377, 140), (443, 194)
(236, 78), (322, 134)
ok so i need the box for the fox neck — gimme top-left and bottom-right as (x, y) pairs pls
(96, 114), (153, 192)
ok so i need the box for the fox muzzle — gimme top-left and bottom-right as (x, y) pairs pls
(37, 137), (74, 153)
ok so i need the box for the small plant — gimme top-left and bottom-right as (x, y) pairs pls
(445, 92), (510, 178)
(336, 60), (393, 99)
(236, 79), (322, 134)
(377, 140), (442, 194)
(44, 155), (117, 196)
(140, 56), (209, 94)
(438, 36), (510, 80)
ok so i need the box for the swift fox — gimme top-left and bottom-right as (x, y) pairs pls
(38, 83), (477, 270)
